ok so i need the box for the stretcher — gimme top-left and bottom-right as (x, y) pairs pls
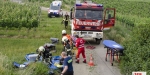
(103, 40), (124, 66)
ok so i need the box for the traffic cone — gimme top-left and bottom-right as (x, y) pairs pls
(88, 54), (94, 66)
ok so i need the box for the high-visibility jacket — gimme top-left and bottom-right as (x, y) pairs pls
(62, 34), (72, 46)
(62, 34), (71, 41)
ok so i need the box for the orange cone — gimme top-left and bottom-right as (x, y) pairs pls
(88, 54), (94, 66)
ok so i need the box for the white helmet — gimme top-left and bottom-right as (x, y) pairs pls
(38, 46), (45, 52)
(62, 30), (66, 34)
(62, 36), (68, 43)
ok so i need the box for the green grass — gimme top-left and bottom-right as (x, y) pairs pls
(0, 10), (71, 75)
(104, 21), (131, 43)
(116, 0), (150, 1)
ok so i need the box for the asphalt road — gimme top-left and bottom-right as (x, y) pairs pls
(72, 40), (122, 75)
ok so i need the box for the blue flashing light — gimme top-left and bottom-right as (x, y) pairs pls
(91, 26), (96, 29)
(81, 26), (85, 29)
(97, 4), (103, 7)
(76, 4), (82, 6)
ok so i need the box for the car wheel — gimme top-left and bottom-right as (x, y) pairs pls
(48, 14), (52, 18)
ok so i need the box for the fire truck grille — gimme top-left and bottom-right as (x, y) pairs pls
(88, 32), (93, 34)
(81, 32), (93, 34)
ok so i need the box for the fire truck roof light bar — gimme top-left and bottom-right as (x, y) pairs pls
(76, 4), (82, 6)
(76, 3), (103, 8)
(97, 4), (103, 7)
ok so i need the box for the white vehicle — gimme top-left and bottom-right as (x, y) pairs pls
(48, 1), (63, 18)
(54, 0), (62, 5)
(70, 0), (116, 44)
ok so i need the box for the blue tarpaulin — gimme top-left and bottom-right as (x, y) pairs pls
(25, 53), (41, 62)
(49, 56), (61, 70)
(13, 53), (41, 68)
(14, 53), (61, 70)
(25, 53), (61, 69)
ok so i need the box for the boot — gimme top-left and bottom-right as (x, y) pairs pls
(83, 60), (86, 63)
(75, 60), (79, 64)
(75, 57), (77, 59)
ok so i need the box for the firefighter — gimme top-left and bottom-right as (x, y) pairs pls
(35, 46), (52, 64)
(75, 35), (86, 63)
(61, 12), (69, 29)
(62, 30), (73, 50)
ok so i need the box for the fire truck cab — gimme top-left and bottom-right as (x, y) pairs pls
(70, 0), (116, 44)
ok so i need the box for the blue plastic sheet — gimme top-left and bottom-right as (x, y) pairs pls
(13, 62), (21, 68)
(49, 56), (61, 70)
(25, 53), (42, 62)
(13, 53), (38, 68)
(103, 40), (124, 50)
(26, 53), (62, 69)
(14, 53), (61, 70)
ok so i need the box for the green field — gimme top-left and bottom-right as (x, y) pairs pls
(124, 0), (150, 2)
(0, 0), (150, 75)
(0, 5), (69, 74)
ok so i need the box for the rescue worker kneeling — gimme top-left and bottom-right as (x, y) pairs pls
(35, 46), (52, 64)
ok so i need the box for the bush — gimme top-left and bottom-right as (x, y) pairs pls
(0, 1), (41, 30)
(120, 23), (150, 75)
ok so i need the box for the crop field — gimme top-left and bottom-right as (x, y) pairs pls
(0, 0), (150, 75)
(0, 0), (69, 74)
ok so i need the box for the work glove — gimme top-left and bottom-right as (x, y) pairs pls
(54, 62), (63, 68)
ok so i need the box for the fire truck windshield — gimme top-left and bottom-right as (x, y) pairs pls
(75, 9), (103, 20)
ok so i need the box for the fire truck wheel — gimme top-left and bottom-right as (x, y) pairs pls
(96, 39), (101, 45)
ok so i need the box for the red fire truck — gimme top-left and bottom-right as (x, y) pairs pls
(70, 0), (116, 44)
